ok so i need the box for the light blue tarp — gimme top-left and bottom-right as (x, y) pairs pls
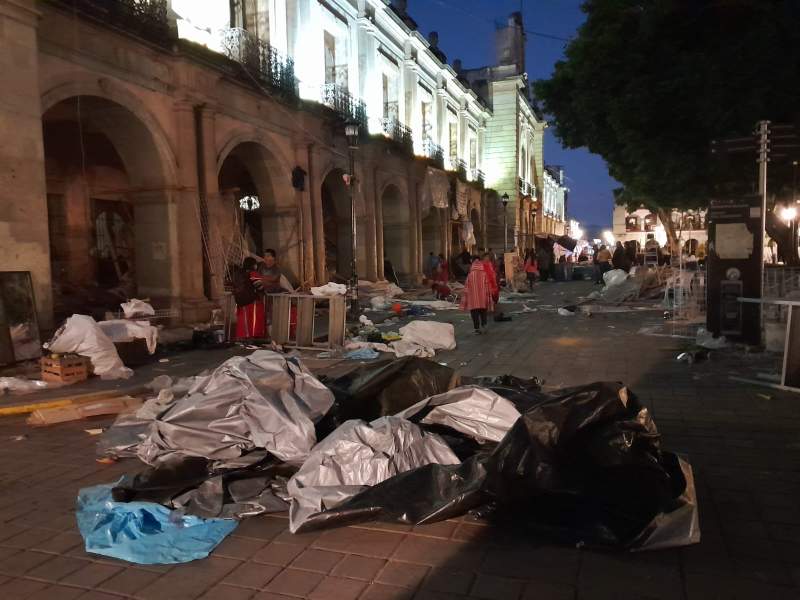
(76, 483), (238, 564)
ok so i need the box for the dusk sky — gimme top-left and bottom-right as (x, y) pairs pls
(408, 0), (619, 230)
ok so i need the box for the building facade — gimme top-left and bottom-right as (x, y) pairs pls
(0, 0), (494, 327)
(612, 206), (708, 254)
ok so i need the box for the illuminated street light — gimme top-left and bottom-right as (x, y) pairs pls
(602, 230), (615, 245)
(780, 206), (797, 222)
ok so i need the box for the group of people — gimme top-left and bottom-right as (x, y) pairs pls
(232, 249), (290, 339)
(591, 235), (669, 284)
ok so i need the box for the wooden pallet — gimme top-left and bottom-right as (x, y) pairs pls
(269, 293), (346, 350)
(40, 354), (90, 384)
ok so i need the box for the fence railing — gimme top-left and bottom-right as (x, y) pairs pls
(423, 139), (444, 168)
(50, 0), (172, 45)
(321, 83), (368, 127)
(381, 118), (413, 152)
(220, 28), (297, 99)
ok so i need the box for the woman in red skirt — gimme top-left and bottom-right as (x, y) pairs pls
(234, 257), (266, 339)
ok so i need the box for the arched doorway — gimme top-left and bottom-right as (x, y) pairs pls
(381, 184), (410, 280)
(470, 207), (483, 251)
(43, 96), (172, 321)
(321, 169), (352, 281)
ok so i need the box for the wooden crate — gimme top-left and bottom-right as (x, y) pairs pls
(41, 354), (90, 384)
(269, 293), (346, 350)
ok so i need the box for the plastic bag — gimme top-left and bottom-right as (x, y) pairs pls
(398, 321), (456, 351)
(46, 315), (132, 379)
(76, 483), (237, 564)
(287, 416), (459, 532)
(120, 299), (155, 318)
(370, 296), (388, 310)
(603, 269), (628, 288)
(0, 377), (47, 395)
(310, 282), (347, 296)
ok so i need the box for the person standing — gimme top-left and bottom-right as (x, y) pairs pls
(482, 253), (499, 304)
(424, 252), (439, 279)
(461, 256), (494, 334)
(595, 244), (613, 284)
(524, 250), (539, 291)
(234, 257), (265, 339)
(612, 241), (631, 272)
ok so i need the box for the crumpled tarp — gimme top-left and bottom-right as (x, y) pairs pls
(397, 385), (521, 443)
(121, 298), (155, 318)
(287, 416), (460, 532)
(290, 381), (700, 550)
(137, 351), (334, 466)
(311, 282), (347, 296)
(398, 321), (456, 351)
(318, 357), (458, 429)
(45, 315), (132, 379)
(76, 483), (237, 564)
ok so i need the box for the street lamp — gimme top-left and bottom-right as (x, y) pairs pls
(501, 192), (509, 253)
(345, 120), (360, 317)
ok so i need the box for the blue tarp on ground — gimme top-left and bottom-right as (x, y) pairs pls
(76, 483), (238, 564)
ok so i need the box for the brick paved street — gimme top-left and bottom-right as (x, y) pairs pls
(0, 281), (798, 600)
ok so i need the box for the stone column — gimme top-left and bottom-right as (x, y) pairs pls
(361, 159), (379, 281)
(0, 1), (52, 326)
(408, 175), (422, 283)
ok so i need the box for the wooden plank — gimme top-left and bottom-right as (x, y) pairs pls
(295, 297), (315, 347)
(270, 295), (291, 344)
(0, 386), (147, 417)
(328, 295), (346, 347)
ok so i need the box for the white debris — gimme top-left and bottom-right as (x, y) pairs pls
(310, 282), (347, 296)
(120, 299), (155, 319)
(46, 315), (132, 380)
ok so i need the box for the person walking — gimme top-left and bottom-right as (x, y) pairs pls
(595, 244), (613, 284)
(524, 250), (539, 291)
(482, 253), (499, 304)
(461, 256), (494, 334)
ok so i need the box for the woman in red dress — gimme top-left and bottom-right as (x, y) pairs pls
(460, 256), (494, 334)
(234, 257), (266, 339)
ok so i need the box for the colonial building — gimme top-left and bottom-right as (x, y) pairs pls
(612, 206), (708, 254)
(0, 0), (493, 327)
(458, 13), (567, 249)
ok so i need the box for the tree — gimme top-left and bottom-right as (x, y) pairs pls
(533, 0), (800, 256)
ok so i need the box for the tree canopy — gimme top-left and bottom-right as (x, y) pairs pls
(533, 0), (800, 213)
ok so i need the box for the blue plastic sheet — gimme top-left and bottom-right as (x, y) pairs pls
(76, 483), (238, 564)
(344, 347), (380, 360)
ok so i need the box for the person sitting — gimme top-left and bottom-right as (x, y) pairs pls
(234, 257), (265, 339)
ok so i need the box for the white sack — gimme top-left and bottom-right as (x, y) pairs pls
(399, 321), (456, 351)
(97, 320), (159, 354)
(603, 269), (628, 288)
(46, 315), (133, 380)
(287, 416), (459, 532)
(311, 282), (347, 296)
(120, 299), (155, 318)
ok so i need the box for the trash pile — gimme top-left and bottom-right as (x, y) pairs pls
(78, 352), (700, 564)
(345, 320), (457, 358)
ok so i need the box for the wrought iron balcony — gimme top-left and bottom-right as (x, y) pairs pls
(221, 28), (297, 99)
(49, 0), (171, 45)
(518, 178), (532, 196)
(321, 84), (368, 128)
(423, 139), (444, 168)
(471, 169), (485, 186)
(455, 159), (467, 179)
(381, 118), (413, 151)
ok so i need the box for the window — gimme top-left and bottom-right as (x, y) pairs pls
(421, 101), (431, 140)
(449, 122), (458, 163)
(324, 31), (337, 86)
(469, 137), (477, 170)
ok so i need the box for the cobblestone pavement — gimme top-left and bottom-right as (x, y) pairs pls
(1, 281), (798, 600)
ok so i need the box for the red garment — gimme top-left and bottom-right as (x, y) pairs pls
(439, 259), (450, 282)
(236, 299), (266, 339)
(524, 258), (539, 274)
(460, 262), (494, 312)
(482, 259), (499, 298)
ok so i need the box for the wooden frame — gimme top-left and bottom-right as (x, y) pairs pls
(268, 293), (345, 350)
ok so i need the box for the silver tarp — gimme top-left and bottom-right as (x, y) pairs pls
(137, 351), (335, 466)
(287, 416), (460, 532)
(397, 385), (522, 443)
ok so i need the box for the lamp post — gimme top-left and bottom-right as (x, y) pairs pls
(345, 120), (360, 317)
(501, 192), (509, 253)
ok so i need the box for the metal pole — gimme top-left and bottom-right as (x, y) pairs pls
(757, 120), (770, 333)
(503, 206), (508, 253)
(349, 148), (360, 317)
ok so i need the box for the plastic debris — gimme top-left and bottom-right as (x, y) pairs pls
(27, 396), (143, 426)
(287, 416), (459, 532)
(344, 347), (380, 361)
(695, 327), (727, 349)
(310, 282), (347, 296)
(46, 315), (133, 380)
(557, 308), (575, 317)
(76, 483), (237, 564)
(120, 299), (155, 319)
(97, 319), (159, 354)
(358, 315), (374, 328)
(0, 377), (48, 395)
(398, 321), (456, 351)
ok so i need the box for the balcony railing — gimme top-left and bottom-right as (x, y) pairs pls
(423, 139), (444, 168)
(455, 159), (467, 179)
(321, 84), (368, 127)
(471, 169), (485, 186)
(50, 0), (172, 45)
(381, 118), (413, 152)
(221, 28), (297, 99)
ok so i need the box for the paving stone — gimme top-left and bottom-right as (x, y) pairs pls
(520, 581), (576, 600)
(198, 583), (258, 599)
(470, 574), (525, 600)
(59, 562), (122, 588)
(264, 568), (324, 596)
(290, 548), (345, 573)
(222, 561), (281, 589)
(31, 531), (83, 555)
(24, 584), (86, 600)
(330, 555), (385, 581)
(252, 543), (305, 567)
(96, 568), (162, 596)
(393, 537), (484, 570)
(377, 562), (429, 589)
(25, 555), (90, 582)
(235, 517), (290, 541)
(138, 556), (240, 599)
(308, 575), (367, 599)
(422, 569), (474, 595)
(314, 528), (405, 559)
(0, 551), (56, 577)
(213, 536), (269, 560)
(0, 577), (50, 599)
(360, 583), (415, 600)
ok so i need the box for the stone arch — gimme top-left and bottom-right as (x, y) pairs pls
(216, 138), (299, 282)
(42, 94), (177, 320)
(320, 167), (352, 281)
(381, 183), (411, 280)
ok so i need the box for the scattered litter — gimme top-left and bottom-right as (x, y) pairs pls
(310, 282), (347, 296)
(695, 327), (727, 349)
(398, 321), (456, 351)
(158, 358), (170, 363)
(46, 315), (132, 380)
(27, 396), (143, 426)
(756, 393), (771, 400)
(344, 347), (380, 360)
(9, 434), (27, 441)
(358, 315), (374, 327)
(676, 350), (709, 364)
(98, 320), (159, 354)
(370, 295), (388, 310)
(120, 299), (155, 319)
(0, 377), (48, 395)
(85, 429), (104, 436)
(76, 483), (237, 564)
(557, 308), (575, 317)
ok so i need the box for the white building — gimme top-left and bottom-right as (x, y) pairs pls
(612, 206), (708, 254)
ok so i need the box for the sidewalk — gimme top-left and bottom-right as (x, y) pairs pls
(0, 280), (798, 600)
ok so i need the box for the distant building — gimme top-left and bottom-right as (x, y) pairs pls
(612, 206), (708, 254)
